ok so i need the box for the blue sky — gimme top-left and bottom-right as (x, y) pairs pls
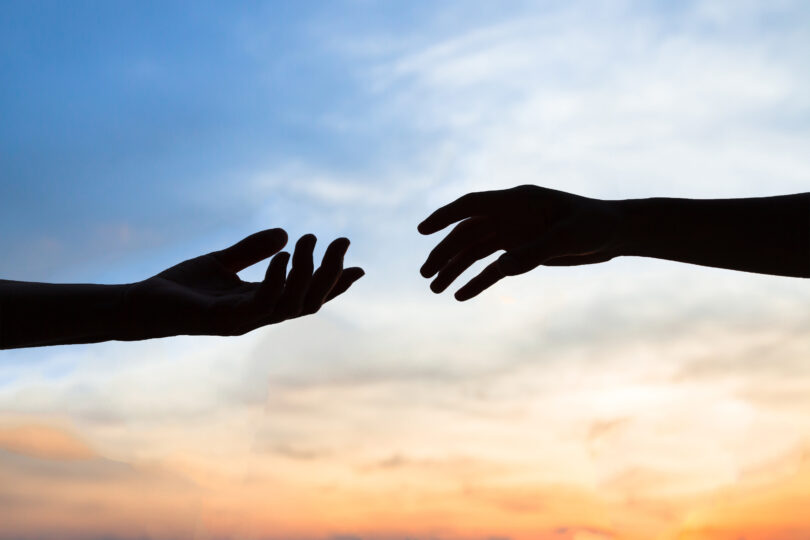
(2, 0), (809, 284)
(0, 1), (548, 280)
(1, 2), (810, 538)
(2, 1), (355, 278)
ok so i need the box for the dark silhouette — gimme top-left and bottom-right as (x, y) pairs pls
(419, 185), (810, 300)
(0, 228), (364, 349)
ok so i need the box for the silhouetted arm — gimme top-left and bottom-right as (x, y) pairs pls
(617, 195), (810, 278)
(418, 186), (809, 300)
(0, 280), (130, 348)
(0, 228), (364, 349)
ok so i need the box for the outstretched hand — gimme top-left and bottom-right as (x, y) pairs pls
(124, 228), (364, 339)
(418, 185), (621, 301)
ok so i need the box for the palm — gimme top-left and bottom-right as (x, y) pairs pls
(157, 254), (252, 298)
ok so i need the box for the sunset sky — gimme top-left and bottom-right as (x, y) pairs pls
(2, 1), (810, 539)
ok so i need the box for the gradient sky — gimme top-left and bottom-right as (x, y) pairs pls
(1, 1), (810, 539)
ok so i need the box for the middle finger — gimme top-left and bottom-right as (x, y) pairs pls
(273, 234), (316, 320)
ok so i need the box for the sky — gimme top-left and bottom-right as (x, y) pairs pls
(1, 1), (810, 539)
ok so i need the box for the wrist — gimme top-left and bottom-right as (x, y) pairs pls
(610, 198), (652, 258)
(116, 282), (147, 341)
(71, 283), (135, 344)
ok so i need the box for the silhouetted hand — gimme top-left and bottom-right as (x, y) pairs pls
(418, 185), (621, 301)
(0, 227), (365, 349)
(124, 228), (365, 339)
(418, 186), (810, 301)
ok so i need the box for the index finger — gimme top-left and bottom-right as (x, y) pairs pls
(417, 191), (494, 235)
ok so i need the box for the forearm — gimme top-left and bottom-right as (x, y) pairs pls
(614, 193), (810, 277)
(0, 280), (131, 349)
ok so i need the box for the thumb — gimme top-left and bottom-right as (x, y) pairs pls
(496, 221), (576, 276)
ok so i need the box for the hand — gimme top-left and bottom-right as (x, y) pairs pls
(123, 228), (364, 339)
(418, 185), (621, 301)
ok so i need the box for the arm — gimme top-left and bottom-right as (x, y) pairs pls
(418, 185), (809, 300)
(0, 281), (130, 348)
(617, 194), (810, 278)
(0, 228), (364, 349)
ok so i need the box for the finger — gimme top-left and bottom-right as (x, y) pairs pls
(273, 234), (316, 320)
(301, 237), (350, 315)
(454, 261), (505, 301)
(420, 218), (492, 278)
(257, 251), (290, 303)
(430, 239), (499, 293)
(324, 267), (365, 302)
(453, 221), (580, 301)
(417, 191), (494, 235)
(231, 251), (293, 334)
(212, 228), (288, 273)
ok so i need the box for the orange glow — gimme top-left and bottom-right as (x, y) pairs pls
(1, 418), (809, 539)
(0, 424), (94, 460)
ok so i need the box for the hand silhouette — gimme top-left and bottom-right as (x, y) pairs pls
(124, 228), (365, 339)
(1, 227), (364, 349)
(418, 186), (809, 301)
(418, 185), (621, 301)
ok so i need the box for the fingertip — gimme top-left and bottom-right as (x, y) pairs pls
(256, 228), (288, 253)
(419, 221), (441, 235)
(338, 267), (365, 286)
(454, 289), (470, 302)
(271, 227), (288, 245)
(419, 263), (435, 278)
(334, 237), (351, 252)
(454, 281), (479, 301)
(294, 234), (317, 254)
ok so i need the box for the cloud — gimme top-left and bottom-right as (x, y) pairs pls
(0, 441), (199, 540)
(316, 0), (810, 209)
(0, 424), (95, 461)
(270, 443), (331, 461)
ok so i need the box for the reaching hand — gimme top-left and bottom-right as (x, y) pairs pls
(418, 185), (621, 301)
(124, 228), (364, 339)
